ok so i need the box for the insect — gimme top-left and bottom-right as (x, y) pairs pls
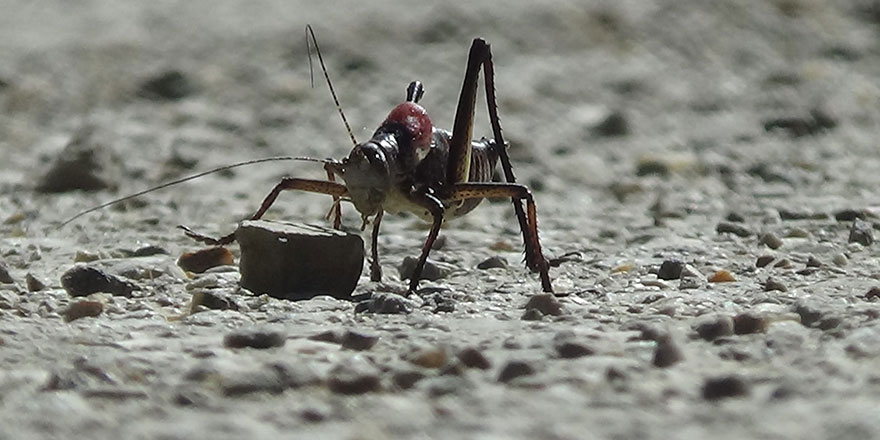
(63, 26), (554, 295)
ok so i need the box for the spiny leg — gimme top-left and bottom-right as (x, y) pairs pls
(370, 209), (384, 282)
(449, 182), (553, 293)
(404, 192), (445, 295)
(181, 178), (349, 246)
(323, 163), (343, 230)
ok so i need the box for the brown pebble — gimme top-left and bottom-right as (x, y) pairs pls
(65, 299), (104, 322)
(805, 256), (822, 267)
(497, 360), (535, 383)
(708, 270), (736, 283)
(392, 370), (426, 390)
(755, 255), (774, 268)
(327, 361), (381, 395)
(773, 258), (792, 269)
(177, 247), (234, 274)
(733, 312), (769, 334)
(307, 330), (341, 344)
(763, 277), (787, 292)
(524, 293), (564, 316)
(457, 347), (492, 370)
(702, 375), (749, 400)
(340, 330), (379, 351)
(716, 221), (752, 237)
(652, 336), (683, 368)
(407, 346), (448, 369)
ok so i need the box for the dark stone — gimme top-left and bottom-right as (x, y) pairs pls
(591, 111), (630, 137)
(236, 220), (364, 300)
(0, 263), (14, 284)
(702, 375), (749, 400)
(137, 70), (194, 100)
(398, 256), (455, 281)
(763, 277), (787, 292)
(725, 212), (746, 223)
(523, 293), (564, 316)
(190, 290), (243, 312)
(834, 209), (866, 222)
(356, 292), (413, 314)
(327, 361), (381, 395)
(37, 126), (121, 193)
(340, 330), (379, 351)
(307, 330), (341, 343)
(130, 245), (170, 257)
(497, 360), (535, 383)
(61, 265), (138, 297)
(759, 232), (783, 249)
(866, 287), (880, 302)
(806, 256), (822, 267)
(521, 308), (544, 321)
(392, 369), (426, 390)
(555, 341), (595, 359)
(695, 315), (735, 341)
(848, 220), (873, 246)
(652, 336), (683, 368)
(635, 159), (670, 177)
(716, 221), (752, 237)
(657, 259), (685, 280)
(457, 347), (492, 370)
(762, 108), (836, 137)
(477, 256), (508, 270)
(26, 273), (46, 292)
(223, 329), (286, 349)
(755, 255), (775, 268)
(733, 312), (769, 334)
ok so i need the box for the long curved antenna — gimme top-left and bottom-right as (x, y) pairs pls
(59, 156), (334, 228)
(306, 24), (357, 147)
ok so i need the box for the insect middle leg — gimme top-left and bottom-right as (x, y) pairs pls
(181, 178), (349, 246)
(370, 210), (384, 282)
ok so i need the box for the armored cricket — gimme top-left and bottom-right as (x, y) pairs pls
(64, 26), (554, 295)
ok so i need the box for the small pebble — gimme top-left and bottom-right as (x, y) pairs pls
(190, 290), (243, 312)
(407, 346), (448, 369)
(834, 209), (865, 222)
(785, 227), (810, 238)
(308, 330), (342, 344)
(457, 347), (492, 370)
(555, 341), (595, 359)
(25, 273), (46, 292)
(695, 315), (735, 341)
(64, 299), (104, 322)
(716, 221), (752, 237)
(223, 329), (286, 349)
(652, 336), (683, 368)
(392, 369), (426, 390)
(725, 212), (746, 222)
(703, 375), (749, 400)
(0, 263), (14, 284)
(708, 270), (736, 283)
(848, 220), (874, 246)
(60, 266), (138, 297)
(137, 70), (194, 100)
(794, 300), (824, 327)
(524, 293), (564, 316)
(771, 258), (791, 269)
(591, 110), (629, 137)
(355, 292), (413, 314)
(477, 256), (508, 270)
(327, 359), (382, 395)
(340, 330), (379, 351)
(130, 245), (169, 257)
(832, 253), (848, 267)
(497, 360), (535, 383)
(763, 278), (787, 292)
(866, 287), (880, 301)
(657, 259), (685, 280)
(806, 256), (822, 267)
(755, 255), (775, 268)
(177, 247), (233, 274)
(398, 256), (455, 281)
(74, 251), (100, 263)
(521, 308), (544, 321)
(733, 312), (769, 334)
(759, 232), (783, 249)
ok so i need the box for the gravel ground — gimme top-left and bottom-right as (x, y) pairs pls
(1, 1), (880, 439)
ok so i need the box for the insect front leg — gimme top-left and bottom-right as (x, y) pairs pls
(180, 178), (349, 245)
(448, 182), (553, 293)
(370, 210), (384, 282)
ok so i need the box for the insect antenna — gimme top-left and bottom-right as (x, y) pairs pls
(306, 24), (357, 147)
(58, 155), (334, 228)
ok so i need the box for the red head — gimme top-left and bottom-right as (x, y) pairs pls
(382, 102), (433, 160)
